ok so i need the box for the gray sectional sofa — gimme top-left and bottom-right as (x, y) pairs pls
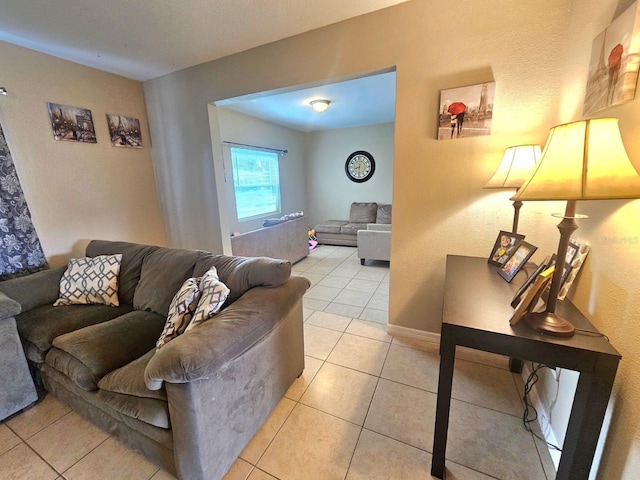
(315, 202), (392, 246)
(0, 240), (309, 480)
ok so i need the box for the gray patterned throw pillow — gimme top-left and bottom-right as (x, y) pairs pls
(156, 277), (201, 349)
(53, 254), (122, 307)
(185, 267), (230, 333)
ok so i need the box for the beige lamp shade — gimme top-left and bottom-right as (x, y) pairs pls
(513, 118), (640, 201)
(484, 144), (541, 189)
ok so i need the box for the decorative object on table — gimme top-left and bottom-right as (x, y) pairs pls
(488, 230), (525, 267)
(512, 118), (640, 336)
(484, 144), (541, 233)
(583, 1), (640, 116)
(498, 240), (537, 283)
(47, 102), (97, 143)
(106, 114), (143, 148)
(437, 82), (495, 140)
(345, 150), (375, 183)
(509, 265), (555, 325)
(510, 254), (553, 308)
(558, 239), (590, 300)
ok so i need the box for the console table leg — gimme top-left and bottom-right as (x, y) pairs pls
(509, 358), (523, 373)
(431, 327), (456, 479)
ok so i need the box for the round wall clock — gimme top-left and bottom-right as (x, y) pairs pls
(345, 150), (375, 183)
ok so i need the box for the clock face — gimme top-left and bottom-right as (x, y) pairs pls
(345, 151), (375, 183)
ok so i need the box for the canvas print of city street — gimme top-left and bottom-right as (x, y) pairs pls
(438, 82), (495, 140)
(47, 103), (97, 143)
(106, 114), (143, 148)
(583, 1), (640, 116)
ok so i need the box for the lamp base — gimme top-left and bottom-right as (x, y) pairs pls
(524, 311), (575, 337)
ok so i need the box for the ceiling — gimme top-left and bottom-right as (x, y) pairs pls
(219, 71), (396, 132)
(0, 0), (410, 82)
(0, 0), (403, 132)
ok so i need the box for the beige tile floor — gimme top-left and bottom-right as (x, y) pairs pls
(0, 245), (556, 480)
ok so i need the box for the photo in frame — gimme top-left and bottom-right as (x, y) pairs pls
(437, 82), (495, 140)
(106, 114), (143, 148)
(558, 239), (590, 300)
(498, 241), (537, 283)
(488, 230), (525, 267)
(510, 259), (550, 308)
(47, 102), (97, 143)
(509, 266), (555, 325)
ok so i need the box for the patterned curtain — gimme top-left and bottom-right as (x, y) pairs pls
(0, 121), (47, 279)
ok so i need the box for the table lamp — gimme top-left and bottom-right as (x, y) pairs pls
(512, 118), (640, 336)
(484, 144), (541, 233)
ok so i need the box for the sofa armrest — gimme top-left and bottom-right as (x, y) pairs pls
(144, 275), (310, 389)
(0, 291), (21, 320)
(367, 223), (391, 232)
(0, 266), (66, 312)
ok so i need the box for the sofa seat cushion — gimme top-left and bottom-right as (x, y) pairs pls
(16, 304), (134, 363)
(96, 350), (169, 429)
(314, 220), (347, 234)
(47, 310), (166, 391)
(96, 389), (170, 429)
(98, 350), (166, 401)
(340, 223), (367, 236)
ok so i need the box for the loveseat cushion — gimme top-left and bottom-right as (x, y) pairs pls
(314, 220), (347, 234)
(86, 240), (160, 305)
(193, 254), (291, 305)
(349, 202), (378, 223)
(16, 304), (134, 363)
(95, 389), (170, 429)
(98, 350), (166, 401)
(97, 350), (170, 429)
(133, 248), (204, 316)
(376, 204), (392, 224)
(340, 223), (367, 236)
(47, 310), (166, 391)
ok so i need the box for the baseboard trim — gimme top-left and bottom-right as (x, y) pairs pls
(386, 324), (440, 344)
(521, 363), (561, 470)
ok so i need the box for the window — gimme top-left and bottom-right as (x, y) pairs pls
(230, 147), (281, 221)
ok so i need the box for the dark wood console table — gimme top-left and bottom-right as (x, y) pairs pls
(431, 255), (621, 480)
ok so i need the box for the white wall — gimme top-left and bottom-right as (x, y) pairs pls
(305, 123), (394, 226)
(216, 108), (307, 234)
(0, 41), (165, 266)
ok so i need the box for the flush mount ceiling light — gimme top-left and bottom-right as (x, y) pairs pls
(310, 99), (330, 113)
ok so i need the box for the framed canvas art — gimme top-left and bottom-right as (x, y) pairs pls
(583, 1), (640, 116)
(437, 82), (495, 140)
(106, 114), (143, 148)
(47, 103), (97, 143)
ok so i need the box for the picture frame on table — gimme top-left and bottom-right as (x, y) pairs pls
(488, 230), (525, 267)
(511, 261), (547, 308)
(509, 265), (555, 325)
(498, 240), (538, 283)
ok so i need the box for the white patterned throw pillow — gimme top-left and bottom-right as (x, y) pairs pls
(54, 254), (122, 307)
(156, 278), (202, 349)
(185, 267), (230, 333)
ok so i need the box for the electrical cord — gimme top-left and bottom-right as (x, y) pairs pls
(574, 328), (610, 342)
(522, 362), (562, 452)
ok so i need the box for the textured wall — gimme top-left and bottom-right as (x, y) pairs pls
(0, 41), (166, 265)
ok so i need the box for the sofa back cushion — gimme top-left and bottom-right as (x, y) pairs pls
(133, 248), (205, 316)
(86, 240), (160, 305)
(376, 204), (392, 224)
(193, 254), (291, 305)
(349, 202), (378, 223)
